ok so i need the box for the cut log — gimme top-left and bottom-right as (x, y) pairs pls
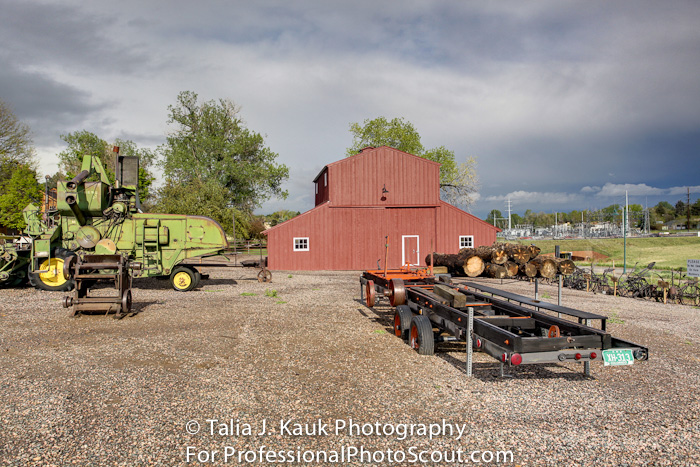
(554, 258), (576, 276)
(519, 262), (537, 278)
(484, 263), (507, 279)
(491, 246), (508, 265)
(504, 244), (531, 264)
(463, 255), (485, 277)
(504, 261), (519, 277)
(474, 245), (508, 265)
(530, 257), (557, 279)
(526, 244), (541, 260)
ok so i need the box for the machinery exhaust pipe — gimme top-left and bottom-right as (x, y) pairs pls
(66, 170), (90, 190)
(66, 195), (87, 226)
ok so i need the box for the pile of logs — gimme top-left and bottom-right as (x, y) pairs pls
(425, 242), (576, 280)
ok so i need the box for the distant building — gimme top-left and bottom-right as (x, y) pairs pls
(263, 146), (499, 270)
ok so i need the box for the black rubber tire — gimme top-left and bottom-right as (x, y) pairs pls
(409, 314), (435, 355)
(30, 248), (76, 292)
(170, 266), (199, 292)
(393, 305), (412, 340)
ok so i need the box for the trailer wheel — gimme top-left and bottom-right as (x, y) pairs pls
(389, 278), (406, 306)
(393, 305), (412, 340)
(409, 315), (435, 355)
(257, 268), (272, 283)
(170, 266), (199, 292)
(30, 248), (76, 292)
(365, 280), (376, 307)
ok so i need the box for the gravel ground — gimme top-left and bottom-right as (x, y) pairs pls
(0, 267), (698, 466)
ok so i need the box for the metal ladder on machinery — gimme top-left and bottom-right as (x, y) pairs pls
(140, 219), (162, 274)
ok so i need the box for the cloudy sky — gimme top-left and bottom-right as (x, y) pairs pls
(2, 0), (699, 219)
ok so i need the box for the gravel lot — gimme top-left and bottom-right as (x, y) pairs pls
(1, 267), (698, 466)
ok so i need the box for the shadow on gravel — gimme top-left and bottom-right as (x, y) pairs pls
(355, 300), (594, 382)
(436, 352), (593, 382)
(131, 278), (239, 290)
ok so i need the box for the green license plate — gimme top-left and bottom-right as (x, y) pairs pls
(602, 349), (634, 366)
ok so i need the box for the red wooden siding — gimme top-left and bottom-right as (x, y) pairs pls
(435, 201), (498, 253)
(264, 146), (499, 271)
(265, 202), (498, 271)
(313, 167), (329, 206)
(328, 147), (440, 207)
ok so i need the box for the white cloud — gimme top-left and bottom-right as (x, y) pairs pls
(595, 183), (665, 197)
(581, 186), (601, 193)
(667, 185), (700, 196)
(485, 190), (581, 205)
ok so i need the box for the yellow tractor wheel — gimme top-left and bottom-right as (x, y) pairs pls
(169, 266), (200, 292)
(30, 249), (75, 291)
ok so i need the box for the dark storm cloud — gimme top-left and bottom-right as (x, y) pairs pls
(1, 0), (699, 217)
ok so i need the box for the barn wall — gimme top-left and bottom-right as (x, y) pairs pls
(313, 167), (329, 206)
(329, 147), (440, 207)
(266, 202), (498, 271)
(435, 201), (498, 253)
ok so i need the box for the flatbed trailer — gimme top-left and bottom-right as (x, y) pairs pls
(360, 271), (648, 377)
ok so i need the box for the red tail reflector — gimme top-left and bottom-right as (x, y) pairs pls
(511, 353), (522, 365)
(590, 352), (597, 360)
(501, 353), (508, 363)
(574, 353), (582, 360)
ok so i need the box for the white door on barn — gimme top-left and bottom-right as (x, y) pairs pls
(402, 235), (420, 266)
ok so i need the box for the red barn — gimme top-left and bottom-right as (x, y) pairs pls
(264, 146), (499, 271)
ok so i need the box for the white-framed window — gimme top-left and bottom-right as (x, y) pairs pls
(315, 183), (318, 194)
(324, 172), (327, 186)
(293, 237), (309, 251)
(459, 235), (474, 249)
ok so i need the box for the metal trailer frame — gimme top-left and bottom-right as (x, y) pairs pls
(360, 273), (649, 377)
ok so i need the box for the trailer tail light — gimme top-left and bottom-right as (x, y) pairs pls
(501, 353), (508, 363)
(510, 353), (522, 366)
(574, 353), (582, 361)
(476, 338), (482, 348)
(590, 352), (597, 360)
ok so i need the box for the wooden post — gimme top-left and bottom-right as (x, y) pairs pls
(384, 236), (389, 277)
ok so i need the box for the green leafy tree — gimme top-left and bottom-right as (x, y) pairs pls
(346, 117), (478, 207)
(58, 131), (156, 204)
(675, 200), (686, 218)
(160, 91), (289, 213)
(486, 209), (503, 226)
(0, 99), (36, 169)
(155, 178), (253, 239)
(0, 165), (42, 229)
(691, 199), (700, 216)
(267, 210), (300, 227)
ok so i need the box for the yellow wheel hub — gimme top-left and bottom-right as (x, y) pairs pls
(173, 271), (192, 290)
(39, 258), (66, 286)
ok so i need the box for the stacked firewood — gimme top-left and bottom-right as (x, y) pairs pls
(425, 242), (575, 280)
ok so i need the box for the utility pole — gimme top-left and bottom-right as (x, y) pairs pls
(688, 187), (691, 231)
(505, 198), (512, 230)
(623, 191), (628, 274)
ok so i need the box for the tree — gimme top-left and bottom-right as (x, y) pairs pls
(0, 99), (36, 169)
(155, 178), (253, 240)
(0, 164), (42, 230)
(346, 117), (479, 207)
(692, 199), (700, 216)
(486, 209), (503, 226)
(675, 200), (686, 218)
(58, 131), (156, 205)
(160, 91), (289, 212)
(267, 210), (300, 227)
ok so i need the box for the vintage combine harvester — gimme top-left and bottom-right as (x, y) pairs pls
(360, 267), (648, 377)
(0, 150), (230, 294)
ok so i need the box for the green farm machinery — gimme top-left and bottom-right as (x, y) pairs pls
(0, 151), (230, 294)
